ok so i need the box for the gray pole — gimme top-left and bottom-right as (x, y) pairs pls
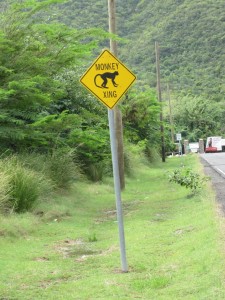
(108, 109), (128, 272)
(107, 0), (128, 272)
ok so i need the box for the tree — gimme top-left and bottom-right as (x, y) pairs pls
(171, 94), (223, 141)
(0, 0), (106, 151)
(121, 87), (161, 144)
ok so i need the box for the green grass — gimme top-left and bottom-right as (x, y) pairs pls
(0, 155), (225, 299)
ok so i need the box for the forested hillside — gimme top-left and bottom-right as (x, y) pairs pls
(54, 0), (225, 102)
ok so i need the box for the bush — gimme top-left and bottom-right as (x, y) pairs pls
(168, 167), (208, 193)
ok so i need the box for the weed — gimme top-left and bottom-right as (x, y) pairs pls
(88, 233), (97, 242)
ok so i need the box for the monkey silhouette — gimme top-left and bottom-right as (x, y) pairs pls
(94, 71), (119, 89)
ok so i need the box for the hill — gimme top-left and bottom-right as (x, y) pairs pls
(54, 0), (225, 101)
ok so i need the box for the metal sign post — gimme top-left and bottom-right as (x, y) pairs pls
(108, 108), (128, 272)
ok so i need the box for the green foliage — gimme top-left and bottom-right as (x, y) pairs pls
(0, 150), (80, 213)
(86, 162), (107, 182)
(0, 0), (106, 152)
(168, 166), (208, 193)
(122, 87), (161, 144)
(18, 150), (81, 189)
(32, 111), (83, 151)
(171, 94), (224, 141)
(69, 124), (111, 178)
(0, 156), (52, 213)
(88, 233), (97, 242)
(47, 148), (80, 189)
(123, 141), (147, 176)
(8, 165), (41, 213)
(144, 143), (161, 163)
(0, 171), (11, 213)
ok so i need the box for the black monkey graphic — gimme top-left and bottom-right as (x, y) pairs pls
(94, 71), (119, 89)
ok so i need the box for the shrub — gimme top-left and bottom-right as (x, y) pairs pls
(168, 167), (208, 193)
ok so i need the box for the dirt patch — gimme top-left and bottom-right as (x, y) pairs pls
(33, 257), (50, 262)
(54, 239), (117, 263)
(95, 200), (143, 224)
(151, 213), (168, 222)
(38, 275), (72, 289)
(174, 226), (195, 235)
(54, 239), (90, 259)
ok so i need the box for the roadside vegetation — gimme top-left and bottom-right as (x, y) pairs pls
(0, 154), (225, 299)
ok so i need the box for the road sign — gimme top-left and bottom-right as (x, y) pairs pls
(176, 133), (182, 141)
(80, 49), (136, 109)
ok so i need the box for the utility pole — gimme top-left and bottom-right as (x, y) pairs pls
(155, 41), (166, 162)
(167, 83), (174, 144)
(108, 0), (128, 273)
(108, 0), (125, 190)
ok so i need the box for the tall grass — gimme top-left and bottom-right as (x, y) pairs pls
(123, 141), (153, 176)
(145, 143), (161, 163)
(0, 156), (53, 213)
(0, 171), (11, 213)
(87, 162), (106, 182)
(19, 149), (81, 189)
(47, 149), (81, 189)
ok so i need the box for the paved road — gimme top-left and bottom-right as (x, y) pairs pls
(200, 152), (225, 179)
(200, 152), (225, 213)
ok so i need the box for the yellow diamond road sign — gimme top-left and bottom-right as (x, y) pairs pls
(80, 49), (136, 109)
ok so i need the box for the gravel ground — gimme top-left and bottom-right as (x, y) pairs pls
(200, 157), (225, 214)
